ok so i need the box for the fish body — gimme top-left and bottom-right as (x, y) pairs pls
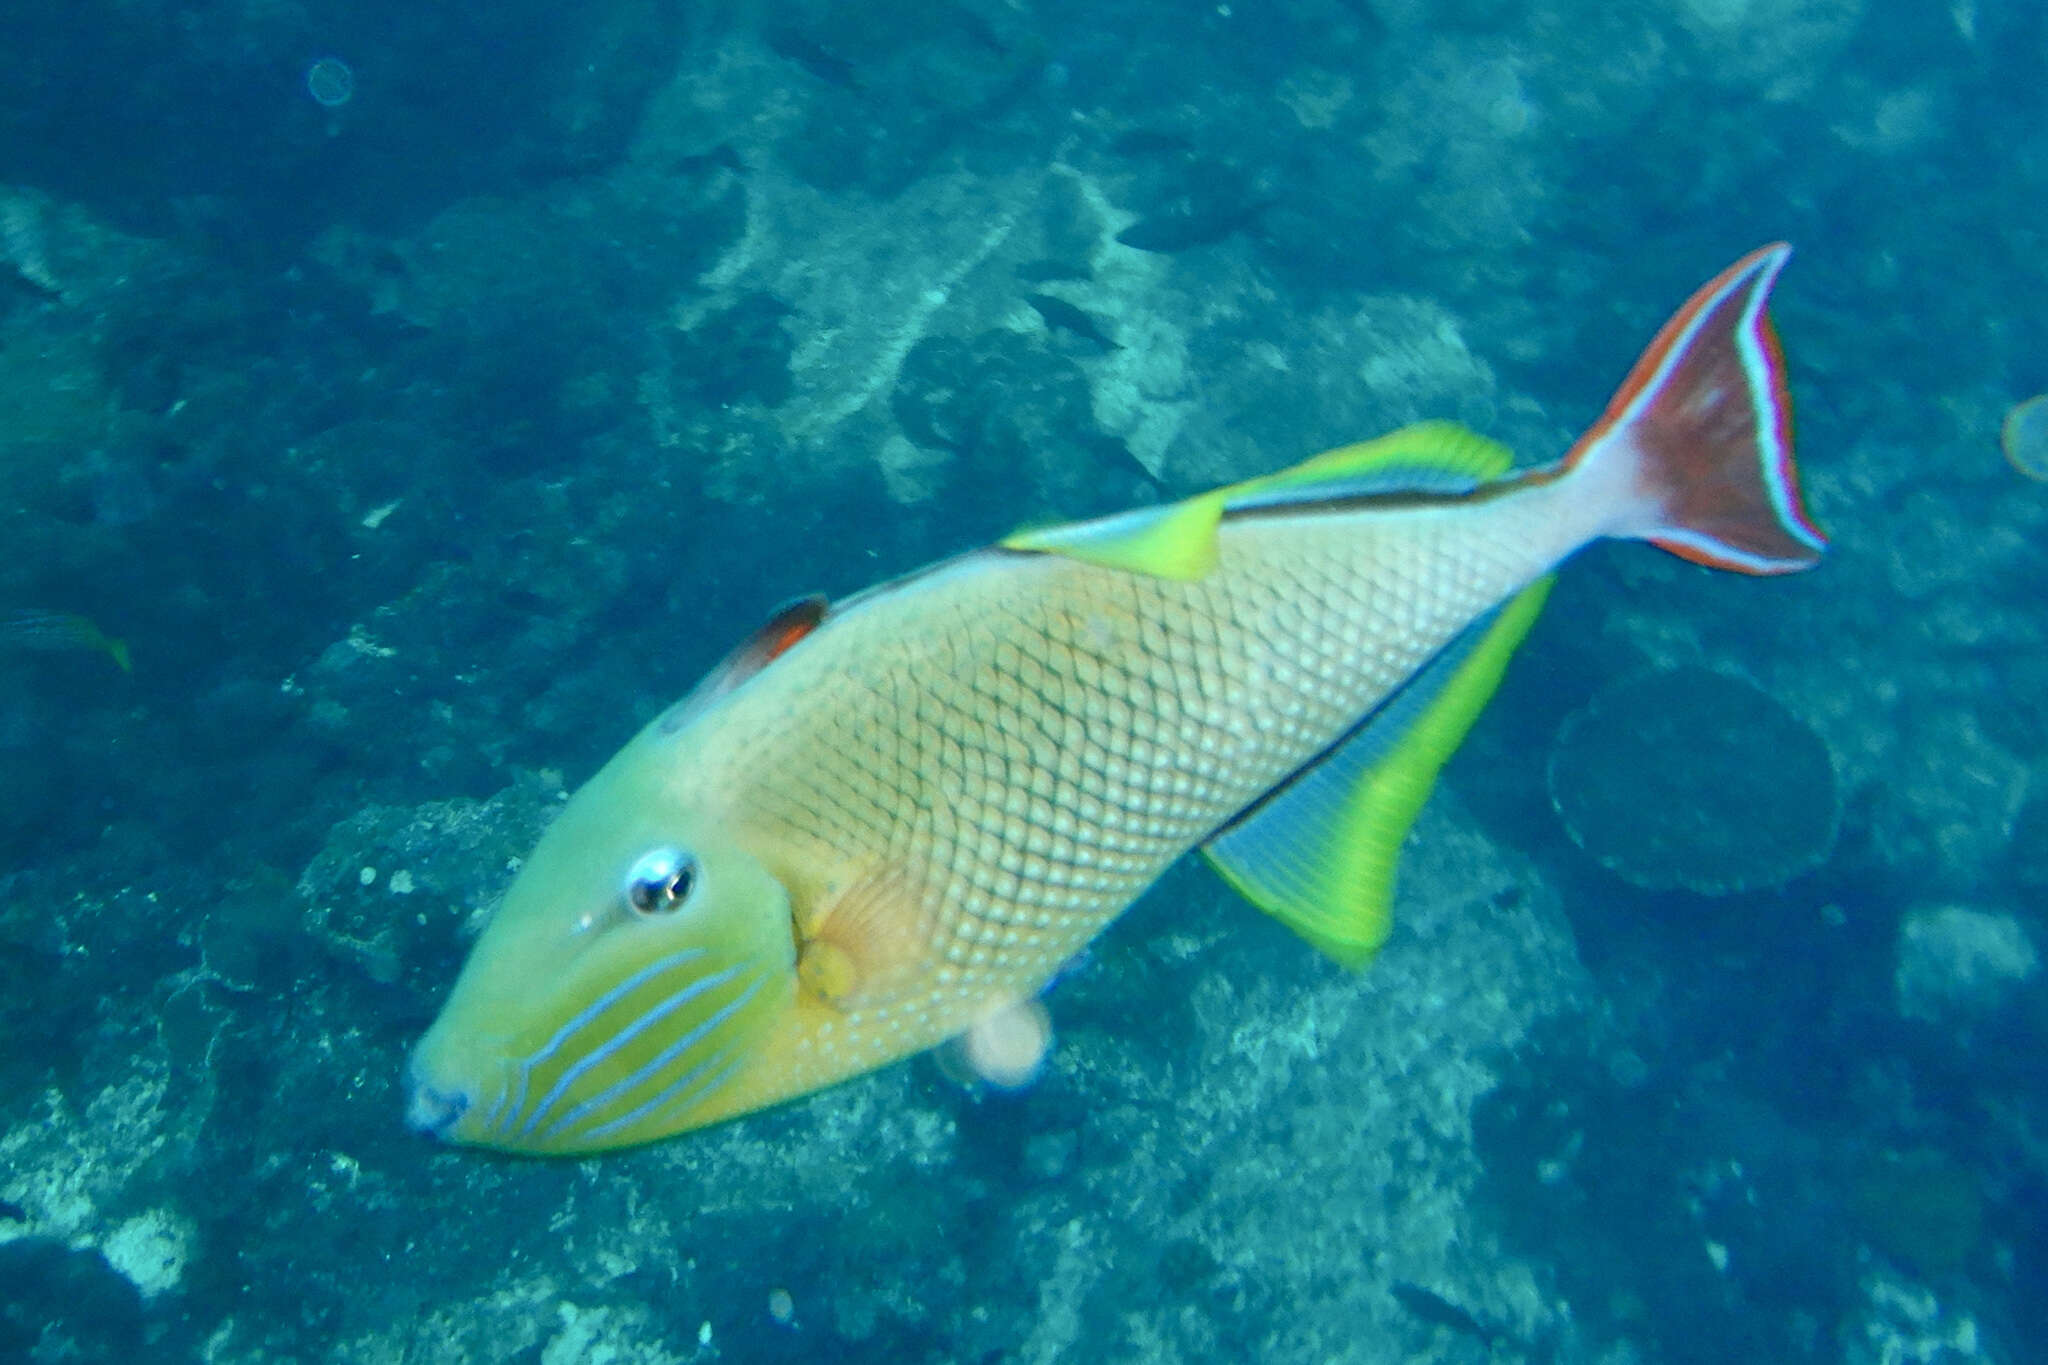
(1025, 292), (1120, 349)
(407, 246), (1825, 1154)
(764, 27), (861, 90)
(1390, 1282), (1496, 1346)
(0, 610), (130, 671)
(672, 142), (746, 179)
(1115, 194), (1273, 253)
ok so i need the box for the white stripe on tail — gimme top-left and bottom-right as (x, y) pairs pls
(1561, 243), (1827, 575)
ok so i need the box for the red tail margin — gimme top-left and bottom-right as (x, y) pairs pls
(1564, 243), (1827, 575)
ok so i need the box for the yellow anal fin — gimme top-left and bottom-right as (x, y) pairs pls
(999, 423), (1514, 582)
(1201, 577), (1552, 966)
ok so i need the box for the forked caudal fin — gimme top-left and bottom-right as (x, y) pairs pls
(1564, 242), (1827, 574)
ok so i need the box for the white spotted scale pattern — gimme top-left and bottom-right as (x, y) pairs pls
(687, 493), (1564, 1120)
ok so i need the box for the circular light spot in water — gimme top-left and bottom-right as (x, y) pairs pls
(2001, 394), (2048, 481)
(305, 56), (356, 109)
(766, 1287), (796, 1328)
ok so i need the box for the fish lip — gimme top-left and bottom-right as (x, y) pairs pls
(402, 1059), (471, 1141)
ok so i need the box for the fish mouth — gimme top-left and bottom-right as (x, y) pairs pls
(402, 947), (778, 1153)
(403, 1058), (472, 1141)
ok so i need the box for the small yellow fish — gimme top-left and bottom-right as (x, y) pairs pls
(407, 246), (1825, 1154)
(0, 610), (131, 672)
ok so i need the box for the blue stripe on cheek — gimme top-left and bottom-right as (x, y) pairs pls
(525, 948), (711, 1071)
(571, 1035), (754, 1146)
(481, 948), (707, 1141)
(519, 959), (747, 1138)
(546, 973), (767, 1144)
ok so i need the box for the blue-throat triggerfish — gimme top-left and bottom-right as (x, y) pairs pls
(406, 245), (1826, 1154)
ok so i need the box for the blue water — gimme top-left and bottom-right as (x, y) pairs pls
(0, 1), (2041, 1361)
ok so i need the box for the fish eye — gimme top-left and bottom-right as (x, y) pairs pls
(623, 847), (698, 916)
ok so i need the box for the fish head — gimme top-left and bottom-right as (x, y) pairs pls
(404, 737), (797, 1155)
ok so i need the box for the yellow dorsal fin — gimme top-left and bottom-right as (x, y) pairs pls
(999, 422), (1514, 581)
(1229, 421), (1514, 503)
(1201, 577), (1551, 966)
(1000, 490), (1228, 580)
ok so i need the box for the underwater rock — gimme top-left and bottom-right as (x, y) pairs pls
(1894, 903), (2040, 1028)
(1849, 1148), (1984, 1278)
(662, 291), (796, 407)
(0, 1237), (145, 1359)
(768, 4), (1046, 198)
(0, 188), (61, 295)
(1546, 667), (1838, 894)
(2006, 781), (2048, 890)
(298, 775), (563, 990)
(890, 329), (1150, 516)
(1670, 0), (1867, 97)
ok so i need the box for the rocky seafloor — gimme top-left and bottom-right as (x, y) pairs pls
(0, 0), (2042, 1361)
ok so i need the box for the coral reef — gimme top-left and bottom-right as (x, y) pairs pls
(1546, 668), (1839, 895)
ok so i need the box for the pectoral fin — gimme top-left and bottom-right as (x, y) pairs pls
(1202, 578), (1551, 966)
